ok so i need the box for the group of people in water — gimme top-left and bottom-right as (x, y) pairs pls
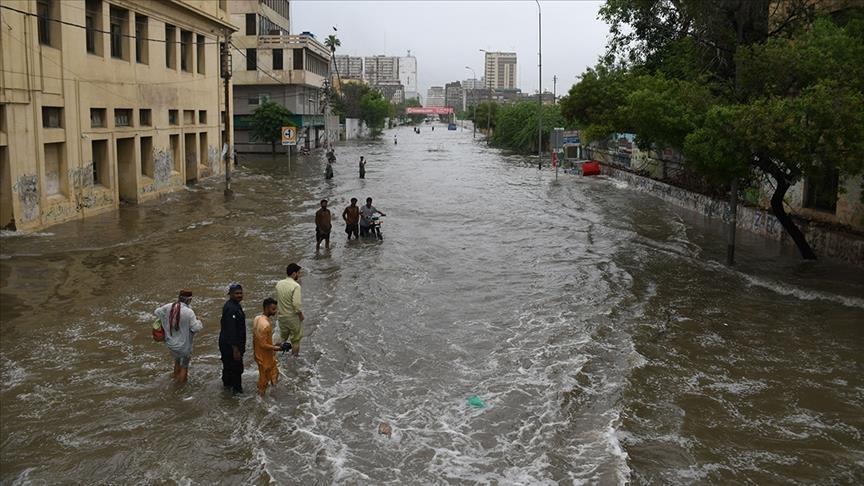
(154, 263), (305, 397)
(314, 196), (387, 251)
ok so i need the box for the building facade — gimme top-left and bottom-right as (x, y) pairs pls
(399, 51), (419, 100)
(444, 81), (463, 111)
(364, 55), (398, 86)
(334, 55), (363, 82)
(426, 86), (445, 108)
(484, 51), (517, 90)
(0, 0), (235, 232)
(376, 80), (405, 105)
(229, 0), (332, 152)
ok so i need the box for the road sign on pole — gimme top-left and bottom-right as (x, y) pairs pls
(281, 126), (297, 146)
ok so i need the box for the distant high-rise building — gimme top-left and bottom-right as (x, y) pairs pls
(484, 52), (517, 90)
(364, 55), (398, 85)
(445, 81), (464, 111)
(334, 55), (363, 81)
(376, 80), (405, 104)
(399, 51), (419, 100)
(463, 78), (484, 90)
(426, 86), (445, 107)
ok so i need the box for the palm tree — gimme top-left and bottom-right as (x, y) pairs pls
(325, 34), (342, 91)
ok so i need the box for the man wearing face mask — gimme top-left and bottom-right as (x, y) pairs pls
(275, 263), (304, 357)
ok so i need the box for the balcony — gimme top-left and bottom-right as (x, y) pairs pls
(256, 34), (330, 59)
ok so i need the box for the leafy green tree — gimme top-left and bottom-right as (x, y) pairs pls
(564, 2), (864, 260)
(360, 90), (390, 137)
(331, 82), (372, 121)
(472, 102), (498, 130)
(249, 100), (293, 156)
(492, 102), (566, 154)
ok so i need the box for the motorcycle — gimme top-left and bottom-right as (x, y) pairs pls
(361, 216), (383, 240)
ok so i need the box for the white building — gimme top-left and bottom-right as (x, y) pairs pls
(484, 52), (517, 90)
(426, 86), (445, 107)
(364, 55), (398, 85)
(399, 51), (419, 100)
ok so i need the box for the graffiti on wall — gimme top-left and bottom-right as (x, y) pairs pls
(13, 175), (39, 222)
(71, 163), (94, 190)
(154, 149), (173, 184)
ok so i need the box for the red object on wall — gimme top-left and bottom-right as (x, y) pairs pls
(582, 161), (601, 176)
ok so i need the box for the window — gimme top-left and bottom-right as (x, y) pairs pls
(42, 107), (63, 128)
(169, 134), (181, 172)
(140, 136), (154, 178)
(37, 0), (53, 46)
(114, 108), (132, 127)
(91, 139), (109, 187)
(139, 109), (151, 126)
(168, 109), (178, 125)
(245, 14), (256, 35)
(196, 34), (205, 74)
(272, 49), (283, 70)
(246, 48), (257, 70)
(109, 6), (129, 60)
(180, 30), (192, 72)
(221, 110), (226, 124)
(198, 110), (207, 124)
(90, 108), (106, 128)
(183, 110), (195, 125)
(135, 15), (148, 64)
(85, 0), (102, 55)
(248, 97), (260, 106)
(165, 24), (177, 69)
(804, 169), (840, 213)
(219, 0), (227, 11)
(44, 142), (67, 196)
(293, 48), (303, 70)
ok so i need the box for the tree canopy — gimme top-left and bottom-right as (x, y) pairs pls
(360, 90), (391, 137)
(562, 1), (864, 259)
(249, 100), (293, 155)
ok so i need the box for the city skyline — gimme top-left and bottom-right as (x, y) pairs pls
(294, 0), (609, 97)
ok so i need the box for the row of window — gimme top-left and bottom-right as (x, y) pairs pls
(244, 13), (288, 37)
(38, 0), (208, 75)
(245, 48), (309, 72)
(40, 106), (211, 130)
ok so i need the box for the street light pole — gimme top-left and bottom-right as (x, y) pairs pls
(536, 0), (542, 170)
(465, 66), (477, 138)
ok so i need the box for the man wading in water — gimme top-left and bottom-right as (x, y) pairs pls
(219, 283), (246, 395)
(275, 263), (304, 357)
(154, 289), (202, 384)
(315, 199), (332, 251)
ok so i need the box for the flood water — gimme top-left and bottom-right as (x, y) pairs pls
(2, 124), (863, 484)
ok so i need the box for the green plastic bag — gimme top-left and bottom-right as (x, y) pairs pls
(467, 395), (486, 408)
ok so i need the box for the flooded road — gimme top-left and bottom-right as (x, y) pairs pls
(2, 125), (863, 484)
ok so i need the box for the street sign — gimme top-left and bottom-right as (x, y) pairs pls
(281, 126), (297, 146)
(563, 130), (581, 146)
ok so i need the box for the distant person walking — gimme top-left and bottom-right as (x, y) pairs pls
(276, 263), (304, 356)
(359, 156), (366, 179)
(219, 283), (246, 394)
(154, 289), (202, 384)
(253, 298), (283, 397)
(315, 199), (332, 251)
(343, 197), (361, 240)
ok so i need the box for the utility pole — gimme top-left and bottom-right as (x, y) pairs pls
(221, 35), (233, 196)
(465, 66), (477, 138)
(536, 0), (542, 171)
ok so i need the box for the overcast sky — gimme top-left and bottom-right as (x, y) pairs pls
(293, 0), (611, 99)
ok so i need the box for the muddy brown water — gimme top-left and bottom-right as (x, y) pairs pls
(2, 125), (863, 484)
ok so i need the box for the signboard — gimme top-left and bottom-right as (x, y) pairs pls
(405, 107), (454, 115)
(551, 128), (565, 149)
(281, 126), (297, 146)
(563, 130), (581, 146)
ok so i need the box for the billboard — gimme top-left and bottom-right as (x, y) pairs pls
(405, 107), (454, 115)
(563, 130), (581, 146)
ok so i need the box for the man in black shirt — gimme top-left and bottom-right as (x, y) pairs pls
(219, 283), (246, 394)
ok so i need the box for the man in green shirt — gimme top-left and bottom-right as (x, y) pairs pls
(276, 263), (304, 356)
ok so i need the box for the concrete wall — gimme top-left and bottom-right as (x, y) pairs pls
(344, 118), (367, 140)
(599, 164), (864, 266)
(0, 0), (234, 232)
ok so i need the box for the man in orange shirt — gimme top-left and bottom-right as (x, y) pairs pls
(252, 298), (284, 397)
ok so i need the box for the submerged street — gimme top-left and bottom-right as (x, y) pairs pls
(2, 125), (863, 484)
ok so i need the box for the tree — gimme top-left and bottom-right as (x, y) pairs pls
(492, 102), (567, 154)
(331, 82), (372, 121)
(564, 2), (864, 260)
(249, 100), (294, 156)
(360, 90), (390, 137)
